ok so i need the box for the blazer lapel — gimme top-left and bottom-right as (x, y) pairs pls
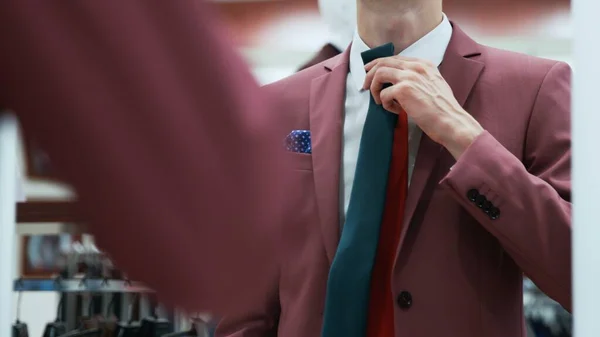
(309, 50), (349, 264)
(397, 24), (485, 253)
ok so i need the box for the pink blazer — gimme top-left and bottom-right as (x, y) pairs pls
(217, 24), (571, 337)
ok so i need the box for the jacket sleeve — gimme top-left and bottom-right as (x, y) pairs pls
(439, 62), (572, 310)
(0, 1), (288, 314)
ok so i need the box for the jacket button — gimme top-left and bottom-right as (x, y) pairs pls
(488, 207), (501, 220)
(475, 194), (487, 208)
(396, 291), (413, 309)
(467, 189), (479, 202)
(482, 200), (493, 213)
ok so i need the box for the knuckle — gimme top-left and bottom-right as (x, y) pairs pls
(394, 83), (411, 96)
(391, 59), (404, 68)
(379, 91), (389, 101)
(406, 72), (420, 82)
(373, 67), (387, 79)
(375, 66), (396, 80)
(413, 64), (427, 74)
(391, 69), (403, 81)
(375, 66), (386, 75)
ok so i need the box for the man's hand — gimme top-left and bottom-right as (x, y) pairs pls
(363, 56), (484, 159)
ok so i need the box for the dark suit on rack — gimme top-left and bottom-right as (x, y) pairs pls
(0, 1), (287, 314)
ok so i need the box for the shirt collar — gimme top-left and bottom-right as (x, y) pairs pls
(349, 13), (452, 92)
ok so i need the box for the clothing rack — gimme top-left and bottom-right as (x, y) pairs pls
(0, 111), (214, 336)
(13, 278), (152, 293)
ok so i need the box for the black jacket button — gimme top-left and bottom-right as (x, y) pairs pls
(475, 194), (487, 208)
(467, 189), (479, 202)
(396, 291), (413, 309)
(482, 200), (493, 213)
(488, 207), (500, 220)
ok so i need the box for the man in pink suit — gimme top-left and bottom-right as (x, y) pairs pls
(0, 1), (289, 315)
(217, 0), (571, 336)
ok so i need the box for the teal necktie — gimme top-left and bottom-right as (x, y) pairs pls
(321, 43), (396, 337)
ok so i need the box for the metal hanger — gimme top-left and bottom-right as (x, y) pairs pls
(42, 293), (68, 337)
(99, 293), (119, 337)
(136, 297), (173, 337)
(63, 294), (102, 337)
(12, 281), (29, 337)
(115, 294), (141, 337)
(161, 314), (205, 337)
(81, 283), (118, 336)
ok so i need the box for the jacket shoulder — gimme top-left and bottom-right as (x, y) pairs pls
(477, 44), (569, 81)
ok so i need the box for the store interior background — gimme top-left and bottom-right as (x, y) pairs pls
(12, 0), (571, 336)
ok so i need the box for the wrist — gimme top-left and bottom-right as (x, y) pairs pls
(442, 117), (484, 160)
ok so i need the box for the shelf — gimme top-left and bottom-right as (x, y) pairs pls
(17, 201), (82, 223)
(14, 278), (153, 293)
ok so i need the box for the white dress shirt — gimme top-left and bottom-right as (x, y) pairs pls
(341, 14), (453, 220)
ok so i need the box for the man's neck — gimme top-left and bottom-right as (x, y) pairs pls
(356, 0), (443, 52)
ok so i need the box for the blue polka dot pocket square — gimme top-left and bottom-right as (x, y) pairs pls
(284, 130), (312, 154)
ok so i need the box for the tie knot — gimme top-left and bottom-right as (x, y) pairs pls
(360, 43), (395, 65)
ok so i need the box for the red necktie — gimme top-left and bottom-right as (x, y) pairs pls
(366, 109), (410, 337)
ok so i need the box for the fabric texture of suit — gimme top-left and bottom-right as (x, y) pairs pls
(216, 23), (571, 337)
(0, 1), (290, 315)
